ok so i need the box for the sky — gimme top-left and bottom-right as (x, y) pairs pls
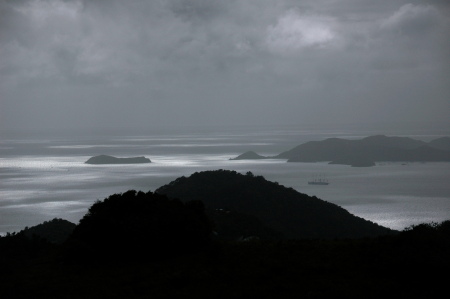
(1, 0), (449, 131)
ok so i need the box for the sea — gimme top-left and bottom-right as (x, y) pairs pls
(1, 124), (450, 235)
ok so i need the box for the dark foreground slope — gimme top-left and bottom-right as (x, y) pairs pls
(22, 218), (75, 244)
(1, 221), (449, 299)
(1, 186), (448, 298)
(69, 190), (212, 259)
(156, 170), (393, 239)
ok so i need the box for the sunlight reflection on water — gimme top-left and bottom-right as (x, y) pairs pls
(1, 129), (449, 234)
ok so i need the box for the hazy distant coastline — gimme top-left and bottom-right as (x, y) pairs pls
(231, 135), (450, 167)
(85, 155), (151, 165)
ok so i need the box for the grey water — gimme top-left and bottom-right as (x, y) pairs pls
(1, 125), (450, 234)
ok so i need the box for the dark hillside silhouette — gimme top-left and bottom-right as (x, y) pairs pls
(156, 170), (394, 239)
(209, 208), (284, 240)
(22, 218), (75, 244)
(69, 190), (212, 259)
(1, 220), (448, 298)
(1, 193), (448, 297)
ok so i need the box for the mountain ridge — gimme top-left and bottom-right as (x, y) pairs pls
(231, 135), (450, 167)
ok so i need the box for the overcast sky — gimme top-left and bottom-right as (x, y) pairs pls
(1, 0), (449, 131)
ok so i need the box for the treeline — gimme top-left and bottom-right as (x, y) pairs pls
(1, 219), (449, 298)
(68, 190), (212, 261)
(1, 171), (449, 297)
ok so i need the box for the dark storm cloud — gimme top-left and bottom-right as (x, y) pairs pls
(0, 0), (449, 130)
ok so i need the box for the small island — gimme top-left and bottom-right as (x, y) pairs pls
(229, 151), (267, 160)
(85, 155), (151, 164)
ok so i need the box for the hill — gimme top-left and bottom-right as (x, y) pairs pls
(429, 136), (450, 150)
(22, 218), (75, 244)
(1, 221), (449, 298)
(85, 155), (151, 164)
(229, 151), (267, 160)
(69, 190), (212, 258)
(209, 208), (284, 240)
(156, 170), (394, 239)
(230, 135), (450, 166)
(279, 135), (450, 166)
(1, 184), (449, 298)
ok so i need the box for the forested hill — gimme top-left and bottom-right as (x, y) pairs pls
(1, 174), (449, 297)
(231, 135), (450, 166)
(156, 170), (394, 239)
(22, 218), (75, 244)
(277, 135), (450, 165)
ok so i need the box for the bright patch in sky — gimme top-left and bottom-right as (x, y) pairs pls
(266, 10), (335, 52)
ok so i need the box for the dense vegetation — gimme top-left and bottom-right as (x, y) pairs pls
(1, 171), (448, 298)
(1, 221), (449, 298)
(156, 170), (393, 239)
(69, 190), (212, 260)
(22, 218), (76, 244)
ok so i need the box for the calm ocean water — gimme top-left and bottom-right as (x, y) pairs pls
(1, 125), (450, 234)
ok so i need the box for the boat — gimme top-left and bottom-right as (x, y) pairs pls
(308, 175), (329, 185)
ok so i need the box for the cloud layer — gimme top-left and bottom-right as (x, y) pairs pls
(1, 0), (449, 130)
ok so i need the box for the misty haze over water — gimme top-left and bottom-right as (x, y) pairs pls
(1, 124), (449, 234)
(1, 0), (449, 235)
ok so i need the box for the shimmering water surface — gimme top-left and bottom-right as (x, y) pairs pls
(1, 126), (449, 234)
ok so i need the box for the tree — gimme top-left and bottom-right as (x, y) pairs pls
(69, 190), (212, 260)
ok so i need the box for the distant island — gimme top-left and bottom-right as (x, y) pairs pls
(229, 151), (267, 160)
(85, 155), (151, 164)
(231, 135), (450, 167)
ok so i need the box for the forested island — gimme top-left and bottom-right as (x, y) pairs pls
(1, 170), (449, 298)
(231, 135), (450, 167)
(229, 151), (267, 160)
